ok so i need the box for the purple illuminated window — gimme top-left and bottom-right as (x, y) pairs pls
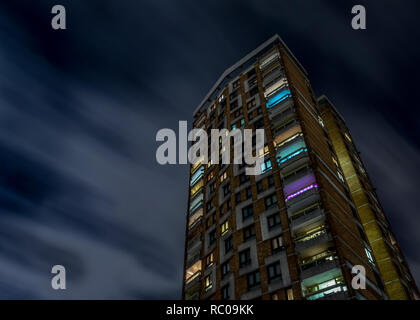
(283, 174), (316, 195)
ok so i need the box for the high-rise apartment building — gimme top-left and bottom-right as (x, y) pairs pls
(182, 35), (418, 300)
(318, 96), (420, 300)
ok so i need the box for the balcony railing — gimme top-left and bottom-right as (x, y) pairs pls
(305, 284), (348, 300)
(185, 270), (201, 288)
(266, 87), (292, 109)
(294, 230), (332, 254)
(300, 255), (340, 280)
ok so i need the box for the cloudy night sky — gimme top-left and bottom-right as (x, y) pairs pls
(0, 0), (419, 298)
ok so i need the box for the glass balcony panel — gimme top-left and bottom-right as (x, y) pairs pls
(189, 193), (203, 213)
(190, 166), (204, 186)
(273, 124), (302, 148)
(284, 173), (316, 197)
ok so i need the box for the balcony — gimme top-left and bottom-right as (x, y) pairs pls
(190, 166), (204, 187)
(285, 184), (320, 208)
(278, 149), (310, 175)
(269, 104), (296, 125)
(187, 234), (202, 253)
(306, 284), (348, 300)
(185, 266), (202, 290)
(262, 67), (285, 87)
(266, 87), (292, 109)
(300, 255), (340, 280)
(294, 229), (333, 255)
(259, 50), (280, 71)
(189, 193), (203, 214)
(289, 205), (324, 234)
(264, 77), (288, 98)
(276, 135), (307, 167)
(272, 122), (302, 148)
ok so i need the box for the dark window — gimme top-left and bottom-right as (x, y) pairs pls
(247, 98), (257, 109)
(242, 205), (254, 220)
(246, 187), (252, 200)
(267, 213), (281, 230)
(243, 224), (256, 242)
(209, 230), (216, 245)
(233, 79), (241, 89)
(222, 285), (230, 300)
(207, 200), (213, 211)
(257, 181), (263, 193)
(267, 262), (282, 282)
(224, 236), (233, 253)
(221, 261), (230, 278)
(255, 119), (264, 129)
(234, 108), (241, 118)
(226, 199), (231, 211)
(265, 194), (278, 210)
(239, 173), (250, 184)
(239, 248), (251, 267)
(231, 100), (239, 110)
(210, 182), (216, 193)
(247, 271), (261, 290)
(229, 91), (238, 100)
(248, 112), (254, 120)
(223, 184), (231, 197)
(250, 87), (259, 97)
(268, 175), (275, 187)
(235, 193), (241, 204)
(247, 68), (256, 78)
(271, 235), (285, 254)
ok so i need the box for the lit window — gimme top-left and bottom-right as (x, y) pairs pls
(345, 133), (352, 142)
(337, 171), (344, 183)
(287, 288), (294, 300)
(221, 220), (229, 236)
(258, 145), (270, 157)
(271, 235), (284, 254)
(185, 260), (202, 284)
(260, 159), (272, 173)
(205, 275), (213, 292)
(365, 247), (375, 266)
(220, 171), (228, 183)
(207, 170), (215, 182)
(318, 116), (325, 128)
(206, 252), (214, 268)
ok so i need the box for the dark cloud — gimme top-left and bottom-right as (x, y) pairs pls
(0, 0), (418, 298)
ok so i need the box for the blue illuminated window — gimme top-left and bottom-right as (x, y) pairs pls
(267, 88), (292, 109)
(190, 166), (204, 186)
(260, 159), (272, 173)
(189, 193), (203, 213)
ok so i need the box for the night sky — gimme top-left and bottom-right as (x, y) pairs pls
(0, 0), (419, 299)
